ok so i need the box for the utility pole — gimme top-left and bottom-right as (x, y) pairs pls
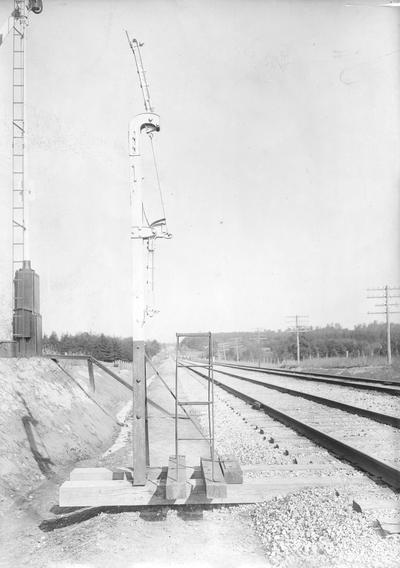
(287, 315), (311, 365)
(367, 285), (400, 365)
(216, 338), (243, 362)
(254, 329), (268, 367)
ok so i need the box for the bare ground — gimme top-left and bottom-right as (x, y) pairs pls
(1, 357), (398, 568)
(0, 358), (267, 568)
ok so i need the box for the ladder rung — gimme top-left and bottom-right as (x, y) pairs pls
(177, 363), (208, 367)
(176, 332), (211, 338)
(178, 401), (211, 406)
(177, 437), (213, 441)
(181, 366), (211, 370)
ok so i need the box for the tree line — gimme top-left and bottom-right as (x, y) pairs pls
(43, 331), (162, 362)
(181, 322), (400, 363)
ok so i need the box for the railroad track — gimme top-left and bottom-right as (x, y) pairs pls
(209, 364), (400, 429)
(212, 361), (400, 394)
(182, 363), (400, 490)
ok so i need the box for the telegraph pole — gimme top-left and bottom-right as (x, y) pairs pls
(367, 285), (400, 365)
(254, 329), (268, 367)
(287, 315), (310, 364)
(216, 338), (243, 363)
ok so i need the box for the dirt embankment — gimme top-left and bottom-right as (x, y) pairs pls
(0, 357), (131, 516)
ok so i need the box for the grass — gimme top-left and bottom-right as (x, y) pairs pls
(279, 355), (395, 370)
(228, 355), (400, 381)
(275, 355), (400, 381)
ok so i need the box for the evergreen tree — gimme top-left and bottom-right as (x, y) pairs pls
(93, 334), (113, 361)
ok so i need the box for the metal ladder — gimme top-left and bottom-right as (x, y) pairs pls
(175, 332), (216, 479)
(12, 2), (27, 341)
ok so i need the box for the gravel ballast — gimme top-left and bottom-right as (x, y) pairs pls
(251, 487), (400, 568)
(214, 365), (400, 417)
(210, 371), (400, 467)
(180, 367), (400, 567)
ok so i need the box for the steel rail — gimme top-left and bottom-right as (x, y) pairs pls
(184, 364), (400, 490)
(212, 361), (400, 395)
(208, 367), (400, 429)
(215, 360), (400, 384)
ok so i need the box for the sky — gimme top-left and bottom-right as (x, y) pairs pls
(0, 0), (399, 342)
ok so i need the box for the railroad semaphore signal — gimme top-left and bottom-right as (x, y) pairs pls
(126, 32), (171, 484)
(0, 0), (44, 357)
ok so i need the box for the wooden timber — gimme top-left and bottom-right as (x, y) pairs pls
(219, 455), (243, 484)
(353, 497), (400, 535)
(292, 455), (329, 465)
(200, 458), (227, 499)
(70, 467), (113, 481)
(353, 497), (400, 514)
(241, 463), (340, 472)
(378, 518), (400, 535)
(59, 466), (360, 507)
(166, 455), (187, 500)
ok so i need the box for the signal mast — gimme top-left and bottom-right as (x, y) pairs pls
(0, 1), (43, 356)
(126, 32), (171, 484)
